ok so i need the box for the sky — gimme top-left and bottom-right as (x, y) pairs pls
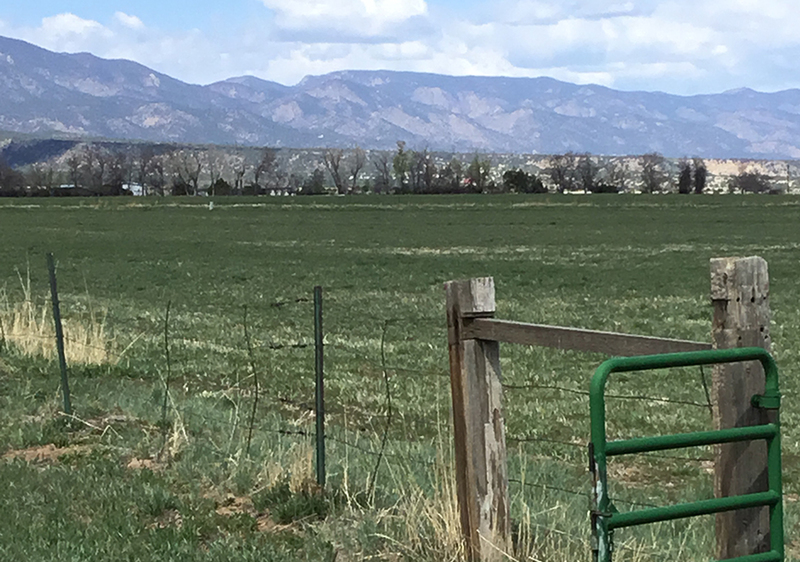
(1, 0), (799, 95)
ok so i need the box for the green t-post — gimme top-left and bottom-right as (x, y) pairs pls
(314, 286), (325, 488)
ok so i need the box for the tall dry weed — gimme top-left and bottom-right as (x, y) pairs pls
(397, 449), (464, 560)
(259, 441), (315, 493)
(0, 269), (115, 365)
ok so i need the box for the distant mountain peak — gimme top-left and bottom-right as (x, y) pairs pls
(1, 34), (800, 158)
(214, 75), (286, 88)
(722, 87), (757, 95)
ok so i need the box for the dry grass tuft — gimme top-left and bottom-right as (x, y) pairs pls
(259, 441), (315, 494)
(368, 446), (465, 561)
(0, 271), (115, 365)
(156, 389), (190, 462)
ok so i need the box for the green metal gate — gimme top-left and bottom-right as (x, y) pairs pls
(589, 347), (784, 562)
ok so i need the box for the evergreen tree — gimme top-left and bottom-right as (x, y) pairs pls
(678, 160), (692, 194)
(693, 158), (707, 194)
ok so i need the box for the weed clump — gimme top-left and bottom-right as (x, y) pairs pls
(254, 480), (329, 524)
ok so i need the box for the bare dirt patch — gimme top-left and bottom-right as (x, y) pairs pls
(2, 443), (90, 463)
(215, 494), (256, 518)
(147, 509), (183, 530)
(609, 460), (697, 490)
(609, 463), (652, 487)
(126, 457), (163, 471)
(210, 492), (287, 533)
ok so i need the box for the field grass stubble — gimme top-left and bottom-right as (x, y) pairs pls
(0, 194), (798, 560)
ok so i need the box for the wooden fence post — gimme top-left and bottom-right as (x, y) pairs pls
(710, 256), (772, 557)
(445, 277), (510, 562)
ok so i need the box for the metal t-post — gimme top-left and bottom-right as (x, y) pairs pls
(47, 253), (71, 415)
(314, 285), (325, 488)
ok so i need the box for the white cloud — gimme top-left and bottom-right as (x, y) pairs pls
(35, 13), (113, 48)
(3, 12), (230, 84)
(40, 13), (106, 36)
(506, 1), (563, 22)
(441, 1), (800, 93)
(2, 2), (800, 94)
(113, 12), (145, 30)
(378, 41), (430, 61)
(261, 0), (427, 36)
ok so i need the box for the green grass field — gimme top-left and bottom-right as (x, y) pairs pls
(0, 194), (798, 561)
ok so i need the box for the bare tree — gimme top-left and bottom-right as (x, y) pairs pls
(149, 153), (168, 196)
(171, 149), (203, 196)
(0, 157), (24, 193)
(105, 148), (130, 194)
(323, 148), (346, 194)
(640, 152), (666, 194)
(409, 149), (426, 192)
(76, 143), (131, 194)
(231, 153), (247, 195)
(206, 149), (225, 196)
(548, 152), (576, 193)
(405, 148), (436, 193)
(785, 161), (792, 193)
(28, 163), (57, 193)
(575, 153), (599, 192)
(603, 157), (629, 192)
(287, 173), (303, 193)
(436, 157), (463, 193)
(422, 151), (437, 193)
(66, 151), (82, 189)
(347, 146), (366, 193)
(466, 154), (491, 193)
(80, 144), (108, 193)
(134, 146), (155, 196)
(371, 151), (392, 193)
(254, 147), (279, 192)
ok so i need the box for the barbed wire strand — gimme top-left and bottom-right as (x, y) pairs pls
(507, 436), (713, 463)
(325, 432), (438, 468)
(508, 477), (660, 509)
(502, 381), (712, 408)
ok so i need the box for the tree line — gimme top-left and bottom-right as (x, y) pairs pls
(0, 143), (287, 197)
(0, 140), (787, 197)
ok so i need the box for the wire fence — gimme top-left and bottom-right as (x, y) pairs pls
(0, 279), (794, 560)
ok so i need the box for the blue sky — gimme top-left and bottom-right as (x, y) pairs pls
(1, 0), (799, 95)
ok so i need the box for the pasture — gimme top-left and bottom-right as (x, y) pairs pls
(0, 194), (798, 560)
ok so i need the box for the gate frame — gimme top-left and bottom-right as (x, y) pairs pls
(589, 347), (783, 562)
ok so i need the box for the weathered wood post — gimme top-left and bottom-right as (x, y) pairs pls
(445, 277), (510, 562)
(710, 256), (772, 557)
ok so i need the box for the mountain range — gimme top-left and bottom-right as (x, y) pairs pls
(2, 34), (800, 159)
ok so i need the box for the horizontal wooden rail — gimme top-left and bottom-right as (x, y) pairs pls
(462, 318), (711, 357)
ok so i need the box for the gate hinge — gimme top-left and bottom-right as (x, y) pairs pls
(752, 392), (781, 410)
